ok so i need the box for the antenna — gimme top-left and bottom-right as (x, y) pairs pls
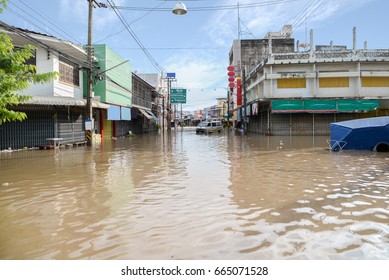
(237, 2), (241, 39)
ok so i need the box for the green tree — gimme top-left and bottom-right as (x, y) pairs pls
(0, 0), (59, 125)
(0, 0), (6, 13)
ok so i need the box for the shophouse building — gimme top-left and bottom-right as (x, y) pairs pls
(229, 26), (389, 136)
(136, 73), (166, 129)
(0, 23), (108, 150)
(91, 44), (132, 138)
(131, 73), (158, 134)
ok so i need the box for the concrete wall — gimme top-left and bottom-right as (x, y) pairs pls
(93, 44), (132, 106)
(18, 47), (83, 99)
(19, 47), (54, 96)
(247, 60), (389, 101)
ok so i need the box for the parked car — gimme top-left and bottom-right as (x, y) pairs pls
(196, 120), (223, 134)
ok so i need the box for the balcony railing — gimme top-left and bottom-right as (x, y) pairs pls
(271, 49), (389, 62)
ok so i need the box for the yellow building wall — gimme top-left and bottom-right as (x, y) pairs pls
(277, 78), (306, 88)
(361, 77), (389, 87)
(319, 77), (349, 88)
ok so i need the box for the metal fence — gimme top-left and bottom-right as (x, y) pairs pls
(0, 106), (85, 150)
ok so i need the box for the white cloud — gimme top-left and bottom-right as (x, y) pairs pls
(106, 0), (379, 111)
(59, 0), (127, 35)
(59, 0), (87, 23)
(164, 52), (229, 111)
(205, 0), (377, 42)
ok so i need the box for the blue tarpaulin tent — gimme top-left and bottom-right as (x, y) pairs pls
(329, 116), (389, 151)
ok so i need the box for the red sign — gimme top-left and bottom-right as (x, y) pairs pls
(236, 76), (242, 106)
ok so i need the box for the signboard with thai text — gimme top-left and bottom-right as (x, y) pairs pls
(170, 88), (187, 104)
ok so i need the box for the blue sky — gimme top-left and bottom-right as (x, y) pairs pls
(2, 0), (389, 111)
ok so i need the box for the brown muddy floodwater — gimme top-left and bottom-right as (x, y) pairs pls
(1, 128), (388, 260)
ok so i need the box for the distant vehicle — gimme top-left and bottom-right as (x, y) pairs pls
(196, 120), (223, 134)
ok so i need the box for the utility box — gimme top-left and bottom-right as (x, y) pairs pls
(85, 119), (94, 131)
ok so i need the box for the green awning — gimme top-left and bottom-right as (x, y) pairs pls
(271, 99), (380, 113)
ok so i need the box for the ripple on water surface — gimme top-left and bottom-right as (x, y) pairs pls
(0, 133), (388, 259)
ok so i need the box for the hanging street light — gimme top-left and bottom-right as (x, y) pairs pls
(172, 1), (187, 15)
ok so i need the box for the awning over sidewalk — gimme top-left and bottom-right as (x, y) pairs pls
(107, 104), (121, 120)
(22, 96), (110, 109)
(121, 107), (131, 121)
(138, 108), (153, 120)
(107, 105), (132, 120)
(146, 110), (158, 121)
(271, 99), (380, 113)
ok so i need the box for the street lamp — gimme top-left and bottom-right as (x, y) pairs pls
(172, 1), (187, 15)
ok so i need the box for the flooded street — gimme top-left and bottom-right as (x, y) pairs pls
(1, 128), (388, 260)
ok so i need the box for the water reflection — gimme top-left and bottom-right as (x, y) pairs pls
(0, 129), (388, 259)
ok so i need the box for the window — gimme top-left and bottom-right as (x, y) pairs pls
(277, 72), (307, 88)
(277, 78), (306, 88)
(24, 50), (36, 66)
(319, 71), (349, 88)
(59, 58), (79, 86)
(14, 47), (36, 68)
(361, 77), (389, 87)
(319, 77), (349, 88)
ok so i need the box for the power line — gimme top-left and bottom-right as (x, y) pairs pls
(293, 0), (328, 32)
(0, 20), (90, 69)
(95, 0), (169, 44)
(106, 0), (167, 74)
(8, 0), (82, 45)
(111, 0), (299, 12)
(282, 0), (327, 36)
(111, 47), (228, 50)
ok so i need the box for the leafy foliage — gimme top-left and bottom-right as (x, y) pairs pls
(0, 0), (6, 13)
(0, 26), (59, 124)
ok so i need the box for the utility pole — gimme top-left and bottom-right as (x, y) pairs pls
(167, 78), (172, 130)
(162, 94), (165, 130)
(242, 67), (247, 134)
(86, 0), (94, 146)
(163, 74), (176, 131)
(85, 1), (107, 146)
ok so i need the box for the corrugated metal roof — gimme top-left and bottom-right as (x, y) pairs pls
(22, 96), (109, 109)
(0, 23), (91, 65)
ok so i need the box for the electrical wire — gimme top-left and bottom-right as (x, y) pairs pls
(105, 47), (228, 50)
(106, 0), (167, 74)
(95, 0), (168, 44)
(7, 0), (82, 45)
(293, 0), (327, 32)
(0, 20), (90, 69)
(281, 0), (328, 36)
(111, 0), (299, 11)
